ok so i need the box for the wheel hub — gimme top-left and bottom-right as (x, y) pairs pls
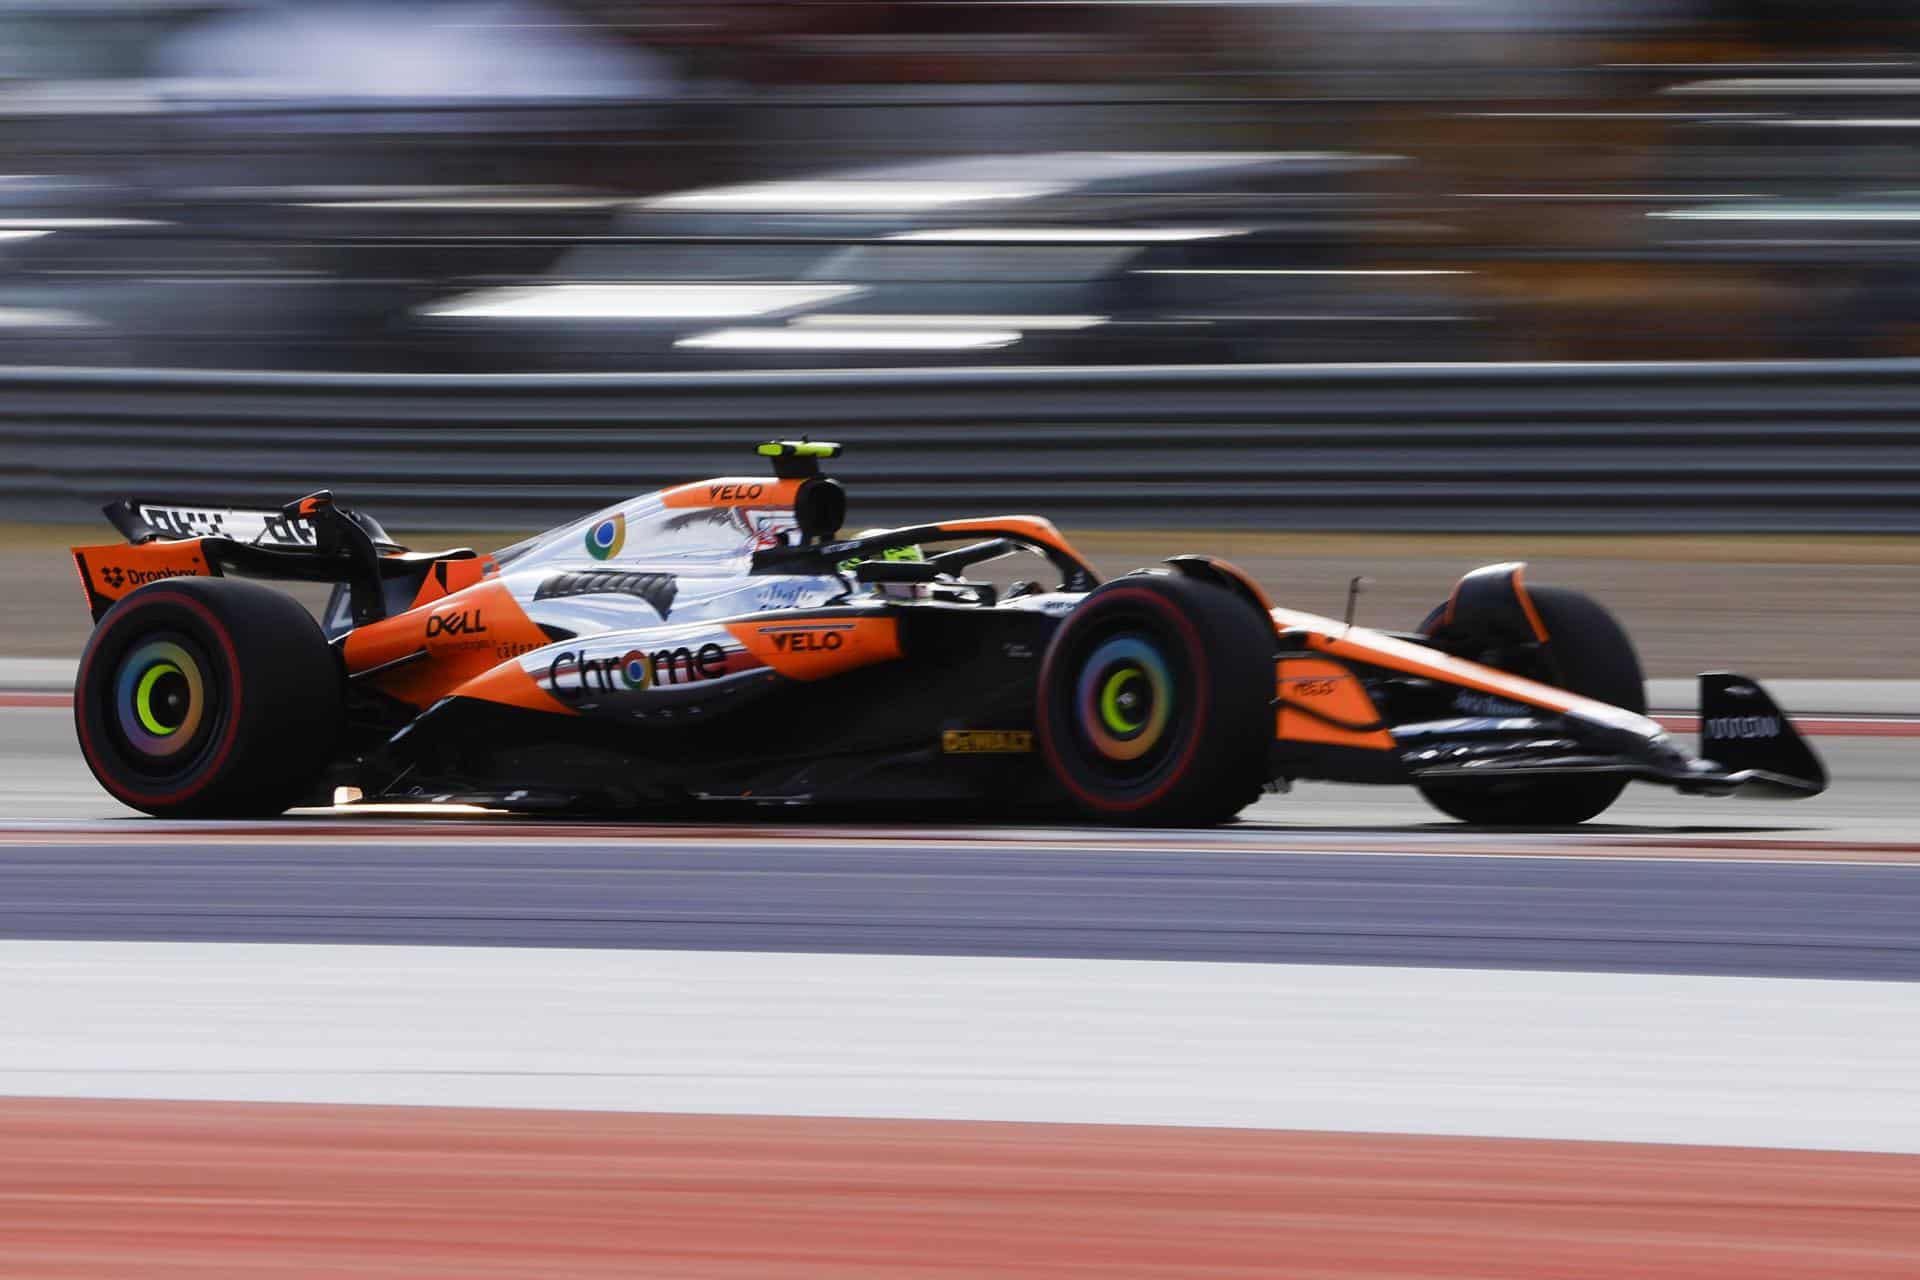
(113, 638), (210, 761)
(1076, 636), (1174, 764)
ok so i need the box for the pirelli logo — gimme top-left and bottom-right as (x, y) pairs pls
(943, 730), (1033, 754)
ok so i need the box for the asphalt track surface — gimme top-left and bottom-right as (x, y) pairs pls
(10, 827), (1920, 979)
(3, 707), (1918, 980)
(5, 706), (1920, 1277)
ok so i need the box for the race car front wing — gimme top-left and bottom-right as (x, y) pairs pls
(1395, 673), (1826, 799)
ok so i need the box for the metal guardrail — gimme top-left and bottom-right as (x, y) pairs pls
(6, 360), (1919, 533)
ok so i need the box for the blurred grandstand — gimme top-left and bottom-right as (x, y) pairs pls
(0, 0), (1916, 370)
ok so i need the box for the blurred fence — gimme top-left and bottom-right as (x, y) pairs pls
(6, 360), (1919, 533)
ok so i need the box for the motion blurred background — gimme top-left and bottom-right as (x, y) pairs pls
(1, 11), (1918, 1275)
(2, 0), (1916, 665)
(2, 0), (1919, 371)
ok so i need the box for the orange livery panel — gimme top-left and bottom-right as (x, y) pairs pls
(405, 555), (501, 611)
(724, 616), (903, 682)
(449, 658), (579, 717)
(343, 580), (550, 707)
(661, 478), (804, 509)
(1274, 657), (1394, 750)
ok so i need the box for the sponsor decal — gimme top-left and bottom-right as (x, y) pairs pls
(1452, 690), (1529, 717)
(767, 627), (845, 654)
(584, 514), (627, 562)
(545, 642), (727, 699)
(1002, 641), (1034, 660)
(424, 609), (486, 638)
(142, 507), (224, 539)
(754, 579), (825, 610)
(99, 564), (198, 590)
(535, 570), (676, 618)
(261, 515), (314, 546)
(663, 476), (801, 511)
(423, 607), (493, 655)
(1418, 716), (1540, 736)
(1706, 715), (1781, 740)
(138, 505), (317, 547)
(1286, 677), (1344, 698)
(943, 729), (1034, 754)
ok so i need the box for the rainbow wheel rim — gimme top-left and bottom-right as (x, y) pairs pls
(112, 638), (209, 760)
(584, 514), (626, 561)
(1074, 635), (1173, 764)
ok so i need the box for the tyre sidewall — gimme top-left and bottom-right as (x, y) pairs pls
(1416, 584), (1644, 824)
(1038, 584), (1212, 814)
(1037, 575), (1270, 824)
(75, 578), (342, 817)
(76, 588), (251, 813)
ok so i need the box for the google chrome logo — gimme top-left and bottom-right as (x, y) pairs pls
(585, 513), (626, 560)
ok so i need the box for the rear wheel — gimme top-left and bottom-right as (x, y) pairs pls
(75, 577), (344, 817)
(1415, 585), (1644, 825)
(1036, 574), (1272, 826)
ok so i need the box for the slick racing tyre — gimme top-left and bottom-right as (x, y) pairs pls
(74, 577), (344, 817)
(1416, 585), (1644, 826)
(1036, 573), (1271, 826)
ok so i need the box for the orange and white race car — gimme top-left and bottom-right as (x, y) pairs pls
(67, 441), (1825, 823)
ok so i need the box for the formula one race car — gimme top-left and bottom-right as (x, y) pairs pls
(68, 442), (1828, 824)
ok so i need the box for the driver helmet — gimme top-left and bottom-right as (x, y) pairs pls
(837, 531), (925, 576)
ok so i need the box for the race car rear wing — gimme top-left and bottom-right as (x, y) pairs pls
(75, 492), (479, 626)
(104, 492), (415, 552)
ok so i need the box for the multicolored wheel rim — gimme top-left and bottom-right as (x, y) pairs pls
(110, 637), (210, 762)
(584, 513), (627, 561)
(1073, 635), (1175, 766)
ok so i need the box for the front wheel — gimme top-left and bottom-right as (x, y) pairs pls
(1036, 573), (1273, 826)
(75, 577), (345, 817)
(1416, 584), (1644, 825)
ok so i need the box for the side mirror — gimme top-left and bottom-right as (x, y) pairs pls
(793, 477), (846, 543)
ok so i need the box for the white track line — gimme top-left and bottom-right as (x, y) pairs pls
(2, 941), (1918, 1153)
